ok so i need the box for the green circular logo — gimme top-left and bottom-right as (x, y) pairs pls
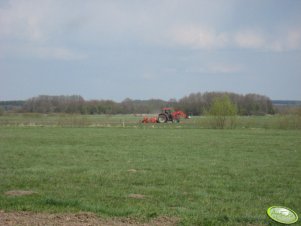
(267, 206), (298, 224)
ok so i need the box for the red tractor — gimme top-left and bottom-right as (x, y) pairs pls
(141, 108), (190, 123)
(157, 108), (189, 123)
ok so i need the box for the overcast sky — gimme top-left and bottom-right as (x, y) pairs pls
(1, 0), (301, 101)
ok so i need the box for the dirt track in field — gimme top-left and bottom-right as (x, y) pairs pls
(0, 211), (179, 226)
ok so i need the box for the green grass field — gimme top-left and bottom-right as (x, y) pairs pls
(0, 116), (300, 225)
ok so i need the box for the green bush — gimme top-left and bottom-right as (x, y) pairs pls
(208, 95), (237, 129)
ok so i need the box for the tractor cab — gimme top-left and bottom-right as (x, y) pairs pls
(162, 108), (174, 121)
(162, 107), (173, 113)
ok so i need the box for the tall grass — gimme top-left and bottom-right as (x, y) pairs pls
(193, 115), (301, 130)
(0, 113), (301, 130)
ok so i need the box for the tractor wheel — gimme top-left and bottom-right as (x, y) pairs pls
(157, 114), (168, 123)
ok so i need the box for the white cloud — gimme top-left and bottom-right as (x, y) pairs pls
(268, 41), (284, 52)
(0, 0), (51, 41)
(170, 25), (229, 49)
(142, 73), (157, 81)
(287, 29), (301, 50)
(0, 0), (88, 60)
(1, 44), (87, 60)
(33, 47), (87, 61)
(234, 31), (265, 49)
(186, 63), (243, 74)
(0, 0), (300, 60)
(233, 29), (301, 52)
(208, 63), (243, 74)
(26, 16), (44, 41)
(168, 26), (301, 52)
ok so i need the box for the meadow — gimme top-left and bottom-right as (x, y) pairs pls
(0, 113), (300, 129)
(0, 114), (300, 225)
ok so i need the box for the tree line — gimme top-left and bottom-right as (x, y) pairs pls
(176, 92), (274, 115)
(17, 92), (274, 115)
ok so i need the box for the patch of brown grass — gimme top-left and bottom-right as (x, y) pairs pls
(127, 194), (146, 199)
(0, 211), (179, 226)
(4, 190), (37, 197)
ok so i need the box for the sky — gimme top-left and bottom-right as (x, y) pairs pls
(0, 0), (301, 101)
